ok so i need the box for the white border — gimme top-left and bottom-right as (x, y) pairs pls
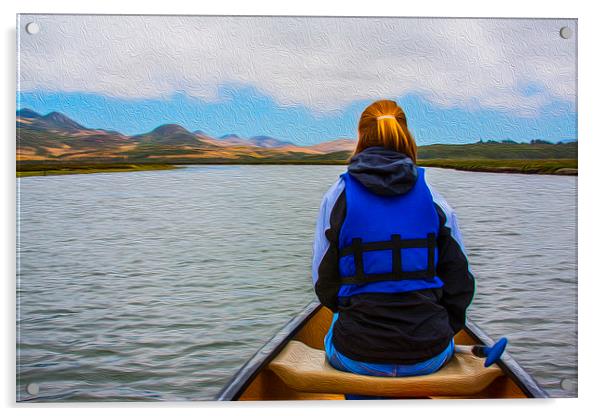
(3, 1), (600, 415)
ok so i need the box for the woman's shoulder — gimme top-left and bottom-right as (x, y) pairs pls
(323, 176), (345, 200)
(318, 177), (346, 217)
(423, 178), (457, 223)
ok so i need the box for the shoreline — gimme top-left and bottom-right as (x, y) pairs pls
(16, 163), (178, 177)
(418, 159), (577, 176)
(16, 159), (577, 177)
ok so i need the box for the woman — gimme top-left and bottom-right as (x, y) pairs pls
(312, 100), (475, 381)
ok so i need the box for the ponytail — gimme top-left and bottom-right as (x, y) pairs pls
(354, 100), (417, 162)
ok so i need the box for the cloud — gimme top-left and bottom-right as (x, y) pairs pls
(17, 15), (576, 115)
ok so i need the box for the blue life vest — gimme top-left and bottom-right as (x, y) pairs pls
(338, 167), (443, 298)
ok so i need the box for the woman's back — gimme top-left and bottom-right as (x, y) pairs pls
(312, 100), (475, 372)
(315, 146), (455, 364)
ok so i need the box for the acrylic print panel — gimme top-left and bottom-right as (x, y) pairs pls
(16, 15), (577, 401)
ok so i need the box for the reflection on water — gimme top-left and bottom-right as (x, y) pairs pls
(17, 165), (577, 400)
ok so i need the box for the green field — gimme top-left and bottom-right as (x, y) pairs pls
(418, 141), (576, 160)
(16, 158), (577, 177)
(419, 159), (577, 175)
(16, 163), (177, 177)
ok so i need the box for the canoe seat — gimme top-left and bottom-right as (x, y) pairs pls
(268, 341), (503, 398)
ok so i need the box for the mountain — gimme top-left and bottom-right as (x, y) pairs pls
(149, 124), (190, 137)
(219, 134), (240, 140)
(16, 108), (42, 119)
(17, 109), (131, 160)
(215, 134), (294, 148)
(247, 136), (292, 148)
(309, 138), (356, 153)
(217, 134), (250, 147)
(132, 124), (212, 147)
(41, 111), (87, 131)
(17, 109), (89, 133)
(15, 109), (578, 164)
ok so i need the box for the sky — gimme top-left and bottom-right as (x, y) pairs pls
(17, 15), (577, 145)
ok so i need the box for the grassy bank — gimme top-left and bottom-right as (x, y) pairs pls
(419, 159), (577, 175)
(165, 157), (577, 175)
(16, 158), (577, 177)
(16, 163), (178, 177)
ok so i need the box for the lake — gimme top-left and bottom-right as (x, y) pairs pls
(16, 165), (577, 400)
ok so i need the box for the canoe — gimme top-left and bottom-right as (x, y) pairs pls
(216, 301), (548, 400)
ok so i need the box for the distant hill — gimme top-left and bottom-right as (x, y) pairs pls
(17, 108), (90, 132)
(132, 124), (217, 147)
(216, 134), (255, 147)
(309, 138), (356, 153)
(418, 141), (577, 160)
(248, 135), (292, 148)
(42, 111), (88, 131)
(17, 109), (132, 161)
(216, 134), (293, 148)
(16, 108), (42, 119)
(16, 109), (577, 164)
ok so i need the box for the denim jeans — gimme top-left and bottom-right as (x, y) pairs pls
(324, 312), (454, 399)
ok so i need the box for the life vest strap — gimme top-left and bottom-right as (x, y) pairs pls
(340, 233), (437, 285)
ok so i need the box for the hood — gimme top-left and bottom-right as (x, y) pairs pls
(347, 146), (418, 196)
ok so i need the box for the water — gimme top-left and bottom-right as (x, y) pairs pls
(16, 165), (577, 400)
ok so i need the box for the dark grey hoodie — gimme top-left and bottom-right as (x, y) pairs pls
(348, 146), (417, 196)
(312, 147), (475, 364)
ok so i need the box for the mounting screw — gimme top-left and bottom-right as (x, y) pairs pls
(25, 22), (40, 35)
(26, 383), (40, 395)
(559, 26), (572, 40)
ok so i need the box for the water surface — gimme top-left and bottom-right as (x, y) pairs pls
(17, 165), (577, 400)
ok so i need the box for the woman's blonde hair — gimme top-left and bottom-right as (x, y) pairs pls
(353, 100), (417, 162)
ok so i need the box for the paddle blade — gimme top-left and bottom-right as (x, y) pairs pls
(483, 337), (508, 367)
